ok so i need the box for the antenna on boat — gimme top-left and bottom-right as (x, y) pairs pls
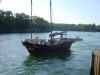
(31, 0), (32, 39)
(50, 0), (52, 43)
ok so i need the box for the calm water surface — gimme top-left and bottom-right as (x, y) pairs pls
(0, 31), (100, 75)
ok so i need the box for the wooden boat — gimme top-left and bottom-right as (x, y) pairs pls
(22, 0), (75, 55)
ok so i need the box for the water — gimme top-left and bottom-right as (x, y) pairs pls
(0, 31), (100, 75)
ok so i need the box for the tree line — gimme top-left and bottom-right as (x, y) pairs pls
(0, 10), (100, 33)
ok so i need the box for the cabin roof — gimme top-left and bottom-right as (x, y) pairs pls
(49, 31), (66, 37)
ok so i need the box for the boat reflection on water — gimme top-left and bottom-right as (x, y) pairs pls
(23, 49), (72, 67)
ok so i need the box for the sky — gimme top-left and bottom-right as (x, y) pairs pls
(0, 0), (100, 25)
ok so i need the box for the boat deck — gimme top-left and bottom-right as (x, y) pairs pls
(55, 38), (83, 41)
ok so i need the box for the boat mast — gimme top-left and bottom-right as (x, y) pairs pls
(31, 0), (32, 39)
(50, 0), (52, 42)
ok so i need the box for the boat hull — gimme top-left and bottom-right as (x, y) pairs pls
(22, 40), (74, 55)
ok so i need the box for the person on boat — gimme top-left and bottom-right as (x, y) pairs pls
(78, 36), (79, 39)
(35, 36), (38, 39)
(76, 36), (77, 39)
(61, 34), (63, 39)
(40, 40), (42, 44)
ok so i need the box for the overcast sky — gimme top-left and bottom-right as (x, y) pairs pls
(0, 0), (100, 25)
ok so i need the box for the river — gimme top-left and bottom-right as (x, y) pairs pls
(0, 31), (100, 75)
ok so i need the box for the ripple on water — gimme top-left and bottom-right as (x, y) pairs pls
(0, 32), (100, 75)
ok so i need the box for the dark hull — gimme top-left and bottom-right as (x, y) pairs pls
(22, 40), (74, 55)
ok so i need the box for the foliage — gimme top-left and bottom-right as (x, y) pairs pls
(0, 10), (100, 33)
